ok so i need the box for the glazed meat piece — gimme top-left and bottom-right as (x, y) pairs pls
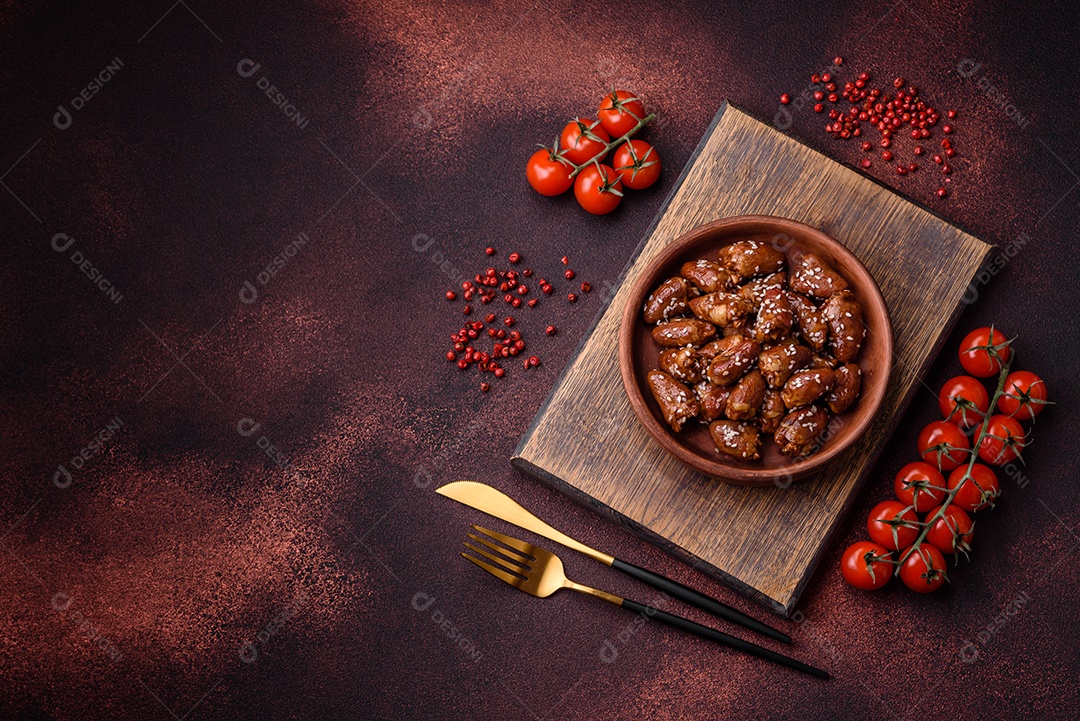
(696, 337), (726, 361)
(826, 363), (862, 414)
(821, 290), (865, 362)
(781, 368), (836, 409)
(658, 346), (704, 384)
(753, 286), (793, 343)
(689, 292), (754, 327)
(700, 330), (755, 360)
(787, 292), (829, 351)
(722, 323), (754, 339)
(809, 353), (840, 369)
(760, 389), (786, 434)
(705, 336), (761, 386)
(647, 370), (700, 432)
(680, 259), (732, 294)
(709, 420), (761, 461)
(694, 381), (731, 422)
(652, 318), (717, 348)
(789, 253), (849, 299)
(718, 240), (786, 279)
(737, 272), (786, 306)
(726, 370), (766, 421)
(774, 406), (831, 458)
(643, 277), (691, 324)
(758, 339), (812, 388)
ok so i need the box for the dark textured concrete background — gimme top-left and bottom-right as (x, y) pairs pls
(1, 1), (1077, 718)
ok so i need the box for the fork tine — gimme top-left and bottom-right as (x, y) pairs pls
(466, 531), (533, 566)
(472, 525), (538, 559)
(460, 552), (527, 588)
(463, 540), (530, 576)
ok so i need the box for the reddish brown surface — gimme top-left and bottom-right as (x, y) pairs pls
(0, 1), (1077, 719)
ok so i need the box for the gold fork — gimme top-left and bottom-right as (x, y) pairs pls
(462, 525), (829, 679)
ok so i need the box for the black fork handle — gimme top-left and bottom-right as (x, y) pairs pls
(611, 558), (792, 644)
(621, 599), (828, 679)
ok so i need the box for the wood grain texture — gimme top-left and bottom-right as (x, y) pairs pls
(511, 104), (992, 616)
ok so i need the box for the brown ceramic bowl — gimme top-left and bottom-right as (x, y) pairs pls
(618, 215), (893, 486)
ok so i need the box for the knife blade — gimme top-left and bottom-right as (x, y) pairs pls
(437, 480), (614, 564)
(436, 480), (792, 645)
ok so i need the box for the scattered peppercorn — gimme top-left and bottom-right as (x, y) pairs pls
(441, 252), (595, 388)
(780, 60), (961, 199)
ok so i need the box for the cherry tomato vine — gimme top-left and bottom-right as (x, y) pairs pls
(841, 326), (1052, 594)
(526, 89), (661, 215)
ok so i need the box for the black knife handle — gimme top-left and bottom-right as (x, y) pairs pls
(611, 557), (792, 645)
(620, 599), (828, 679)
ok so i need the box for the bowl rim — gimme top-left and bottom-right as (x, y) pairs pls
(618, 214), (894, 486)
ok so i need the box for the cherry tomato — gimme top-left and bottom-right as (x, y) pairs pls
(947, 463), (1000, 512)
(867, 500), (919, 551)
(526, 148), (574, 196)
(899, 545), (948, 593)
(979, 414), (1025, 465)
(840, 541), (893, 591)
(560, 118), (610, 165)
(924, 505), (974, 555)
(917, 420), (971, 471)
(573, 164), (623, 215)
(893, 461), (946, 513)
(958, 327), (1010, 378)
(938, 375), (990, 428)
(997, 370), (1048, 421)
(612, 140), (661, 190)
(598, 89), (646, 138)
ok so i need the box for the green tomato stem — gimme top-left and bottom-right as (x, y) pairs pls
(894, 347), (1014, 572)
(565, 113), (657, 179)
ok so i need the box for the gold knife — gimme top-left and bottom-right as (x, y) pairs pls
(436, 480), (791, 644)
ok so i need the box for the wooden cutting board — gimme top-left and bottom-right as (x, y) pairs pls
(511, 103), (992, 616)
